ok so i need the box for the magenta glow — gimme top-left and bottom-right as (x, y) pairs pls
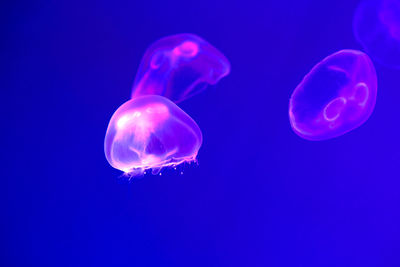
(131, 33), (231, 103)
(104, 95), (202, 175)
(289, 49), (377, 141)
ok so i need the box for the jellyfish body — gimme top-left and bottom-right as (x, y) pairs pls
(289, 49), (377, 141)
(104, 95), (202, 175)
(354, 0), (400, 69)
(131, 33), (231, 103)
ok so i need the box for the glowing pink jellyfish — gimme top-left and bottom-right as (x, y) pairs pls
(104, 95), (202, 175)
(289, 49), (377, 141)
(354, 0), (400, 69)
(131, 33), (231, 103)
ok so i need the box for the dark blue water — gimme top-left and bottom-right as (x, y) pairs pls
(2, 0), (400, 266)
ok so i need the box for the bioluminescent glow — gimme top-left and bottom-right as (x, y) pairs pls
(131, 33), (231, 103)
(354, 0), (400, 69)
(104, 95), (202, 175)
(289, 49), (377, 141)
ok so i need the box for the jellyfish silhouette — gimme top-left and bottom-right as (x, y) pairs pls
(289, 49), (377, 141)
(105, 34), (230, 176)
(354, 0), (400, 69)
(131, 33), (231, 103)
(105, 95), (202, 175)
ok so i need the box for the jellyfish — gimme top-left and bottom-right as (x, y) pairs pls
(104, 95), (202, 175)
(353, 0), (400, 69)
(289, 49), (377, 141)
(131, 33), (231, 103)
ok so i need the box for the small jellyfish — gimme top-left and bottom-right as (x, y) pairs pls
(289, 49), (377, 141)
(354, 0), (400, 69)
(131, 33), (231, 103)
(104, 95), (202, 175)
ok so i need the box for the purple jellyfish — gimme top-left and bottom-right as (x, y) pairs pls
(289, 49), (377, 141)
(131, 33), (231, 103)
(354, 0), (400, 69)
(104, 95), (202, 175)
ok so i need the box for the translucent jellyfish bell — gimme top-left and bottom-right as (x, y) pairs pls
(354, 0), (400, 69)
(104, 95), (202, 175)
(131, 33), (231, 103)
(289, 49), (377, 141)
